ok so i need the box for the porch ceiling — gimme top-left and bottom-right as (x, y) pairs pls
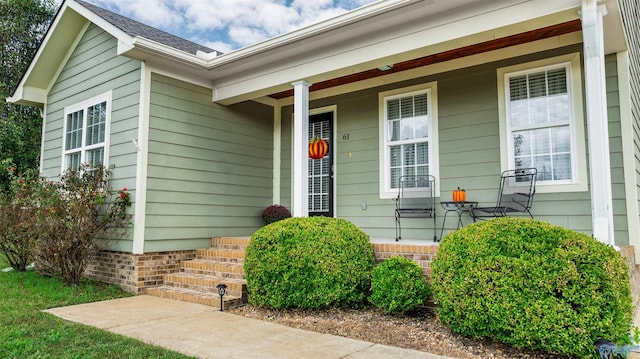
(267, 19), (584, 100)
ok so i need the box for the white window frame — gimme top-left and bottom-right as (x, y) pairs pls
(379, 82), (439, 199)
(498, 53), (587, 193)
(61, 91), (112, 172)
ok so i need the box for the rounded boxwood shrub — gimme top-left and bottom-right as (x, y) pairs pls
(245, 216), (375, 309)
(369, 256), (431, 314)
(431, 217), (633, 358)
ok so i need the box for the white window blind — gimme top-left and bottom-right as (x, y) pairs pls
(386, 92), (430, 189)
(507, 66), (573, 182)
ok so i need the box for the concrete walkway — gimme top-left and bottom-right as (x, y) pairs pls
(45, 295), (454, 359)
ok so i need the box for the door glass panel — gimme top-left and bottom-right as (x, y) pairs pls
(308, 117), (331, 214)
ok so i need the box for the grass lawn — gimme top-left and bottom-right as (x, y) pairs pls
(0, 259), (193, 359)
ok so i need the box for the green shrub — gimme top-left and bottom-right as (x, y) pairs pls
(369, 256), (431, 314)
(431, 217), (633, 358)
(244, 216), (375, 309)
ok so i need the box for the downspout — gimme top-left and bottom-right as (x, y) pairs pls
(39, 107), (46, 173)
(291, 81), (310, 217)
(581, 0), (615, 245)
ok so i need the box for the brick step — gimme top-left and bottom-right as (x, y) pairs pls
(164, 272), (247, 298)
(210, 237), (250, 250)
(413, 260), (432, 276)
(196, 248), (245, 263)
(144, 237), (251, 309)
(180, 259), (245, 278)
(145, 286), (242, 310)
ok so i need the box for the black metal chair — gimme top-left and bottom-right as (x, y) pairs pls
(395, 175), (437, 241)
(470, 168), (537, 221)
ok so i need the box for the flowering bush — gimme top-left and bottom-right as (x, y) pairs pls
(261, 204), (291, 224)
(35, 164), (132, 284)
(0, 161), (132, 280)
(114, 187), (131, 218)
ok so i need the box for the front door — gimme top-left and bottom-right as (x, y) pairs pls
(308, 112), (333, 217)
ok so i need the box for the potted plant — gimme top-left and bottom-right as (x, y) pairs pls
(261, 204), (292, 224)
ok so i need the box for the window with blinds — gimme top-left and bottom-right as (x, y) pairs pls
(62, 93), (110, 171)
(506, 65), (573, 183)
(385, 91), (430, 189)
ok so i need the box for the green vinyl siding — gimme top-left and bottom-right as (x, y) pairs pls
(42, 24), (141, 251)
(145, 74), (273, 252)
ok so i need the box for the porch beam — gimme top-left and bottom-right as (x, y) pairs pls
(581, 1), (614, 245)
(292, 81), (310, 217)
(269, 20), (582, 100)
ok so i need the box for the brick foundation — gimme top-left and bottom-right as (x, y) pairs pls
(372, 242), (640, 299)
(85, 242), (638, 303)
(371, 242), (439, 279)
(85, 250), (196, 293)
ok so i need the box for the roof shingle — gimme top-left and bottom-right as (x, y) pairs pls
(76, 0), (220, 56)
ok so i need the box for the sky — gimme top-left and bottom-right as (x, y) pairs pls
(78, 0), (378, 54)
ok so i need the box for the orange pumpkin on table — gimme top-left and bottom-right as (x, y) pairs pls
(309, 137), (329, 159)
(452, 187), (466, 202)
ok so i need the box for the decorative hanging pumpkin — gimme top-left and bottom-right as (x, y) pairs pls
(452, 187), (466, 202)
(309, 137), (329, 159)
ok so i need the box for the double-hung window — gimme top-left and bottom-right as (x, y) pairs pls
(379, 83), (439, 198)
(498, 54), (586, 192)
(62, 92), (111, 171)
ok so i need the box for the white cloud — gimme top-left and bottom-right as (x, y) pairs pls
(199, 40), (234, 55)
(84, 0), (377, 52)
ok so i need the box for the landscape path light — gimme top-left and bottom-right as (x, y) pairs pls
(216, 283), (227, 311)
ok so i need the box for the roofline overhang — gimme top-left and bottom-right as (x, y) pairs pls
(8, 0), (628, 107)
(210, 0), (628, 105)
(114, 0), (429, 70)
(205, 0), (426, 68)
(8, 0), (136, 106)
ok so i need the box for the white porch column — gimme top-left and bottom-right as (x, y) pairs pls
(582, 1), (614, 245)
(292, 80), (310, 217)
(273, 103), (282, 205)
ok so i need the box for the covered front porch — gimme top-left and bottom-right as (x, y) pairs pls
(206, 0), (634, 252)
(87, 0), (639, 264)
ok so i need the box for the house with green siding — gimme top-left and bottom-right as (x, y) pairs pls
(8, 0), (640, 298)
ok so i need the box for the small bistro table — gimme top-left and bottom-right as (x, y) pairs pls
(439, 201), (478, 240)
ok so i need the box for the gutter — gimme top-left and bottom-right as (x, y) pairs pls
(119, 0), (427, 71)
(204, 0), (427, 68)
